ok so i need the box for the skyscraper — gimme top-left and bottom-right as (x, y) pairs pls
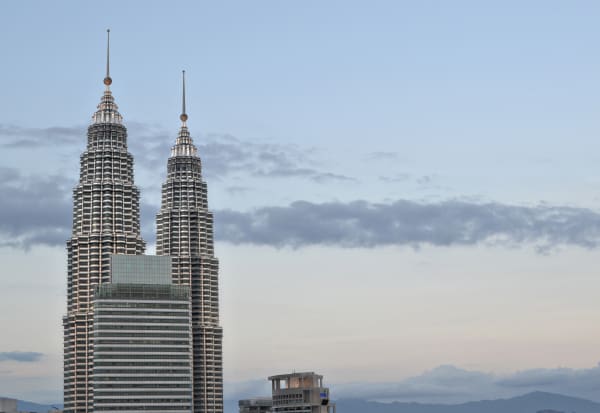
(63, 30), (146, 413)
(156, 71), (224, 413)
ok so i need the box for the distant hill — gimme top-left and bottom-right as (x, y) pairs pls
(334, 391), (600, 413)
(15, 400), (62, 413)
(16, 391), (600, 413)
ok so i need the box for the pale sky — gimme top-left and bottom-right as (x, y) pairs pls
(2, 0), (600, 406)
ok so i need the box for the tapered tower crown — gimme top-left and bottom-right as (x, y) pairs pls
(171, 70), (197, 157)
(92, 29), (122, 124)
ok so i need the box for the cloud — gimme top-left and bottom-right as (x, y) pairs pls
(122, 126), (353, 183)
(367, 151), (400, 161)
(0, 352), (44, 363)
(0, 125), (83, 148)
(379, 173), (411, 183)
(4, 167), (600, 253)
(4, 123), (600, 252)
(0, 167), (72, 249)
(215, 199), (600, 251)
(0, 123), (354, 184)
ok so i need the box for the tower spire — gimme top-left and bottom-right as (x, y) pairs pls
(104, 29), (112, 88)
(180, 70), (188, 125)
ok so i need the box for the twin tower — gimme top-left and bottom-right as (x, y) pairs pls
(62, 31), (223, 413)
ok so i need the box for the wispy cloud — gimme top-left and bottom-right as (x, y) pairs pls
(3, 167), (600, 253)
(0, 125), (83, 148)
(0, 352), (44, 363)
(366, 151), (401, 161)
(0, 123), (354, 183)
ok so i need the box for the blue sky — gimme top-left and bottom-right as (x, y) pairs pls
(3, 0), (600, 405)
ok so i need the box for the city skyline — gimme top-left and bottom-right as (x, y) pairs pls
(3, 0), (600, 407)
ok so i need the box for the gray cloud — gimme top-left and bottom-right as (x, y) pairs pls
(4, 168), (600, 253)
(0, 167), (72, 249)
(4, 124), (600, 252)
(0, 352), (44, 363)
(367, 151), (401, 161)
(0, 123), (354, 183)
(379, 173), (411, 183)
(216, 199), (600, 250)
(122, 125), (354, 183)
(0, 125), (83, 148)
(226, 186), (253, 195)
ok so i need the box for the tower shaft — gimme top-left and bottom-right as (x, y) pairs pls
(63, 84), (145, 413)
(156, 119), (224, 413)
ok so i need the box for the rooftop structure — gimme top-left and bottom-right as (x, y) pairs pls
(268, 372), (336, 413)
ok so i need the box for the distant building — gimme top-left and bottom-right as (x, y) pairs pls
(92, 255), (193, 413)
(268, 372), (336, 413)
(0, 398), (17, 413)
(238, 398), (272, 413)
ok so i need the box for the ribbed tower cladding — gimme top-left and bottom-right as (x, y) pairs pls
(156, 71), (224, 413)
(63, 30), (146, 413)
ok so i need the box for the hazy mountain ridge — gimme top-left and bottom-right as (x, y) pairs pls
(15, 400), (62, 413)
(333, 391), (600, 413)
(11, 391), (600, 413)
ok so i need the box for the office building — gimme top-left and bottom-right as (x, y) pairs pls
(93, 255), (192, 413)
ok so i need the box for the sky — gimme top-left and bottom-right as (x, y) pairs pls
(3, 0), (600, 405)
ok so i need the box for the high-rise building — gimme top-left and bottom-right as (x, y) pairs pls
(269, 372), (336, 413)
(156, 71), (224, 413)
(63, 31), (146, 413)
(93, 255), (193, 413)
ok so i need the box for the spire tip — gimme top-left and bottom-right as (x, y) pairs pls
(103, 29), (112, 86)
(180, 70), (188, 123)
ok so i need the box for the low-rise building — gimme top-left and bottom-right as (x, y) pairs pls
(238, 398), (272, 413)
(0, 398), (17, 413)
(268, 372), (336, 413)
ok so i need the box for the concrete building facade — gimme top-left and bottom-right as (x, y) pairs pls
(0, 398), (17, 413)
(92, 255), (192, 413)
(238, 398), (272, 413)
(268, 372), (336, 413)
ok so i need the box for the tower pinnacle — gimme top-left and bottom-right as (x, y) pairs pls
(180, 70), (188, 124)
(104, 29), (112, 87)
